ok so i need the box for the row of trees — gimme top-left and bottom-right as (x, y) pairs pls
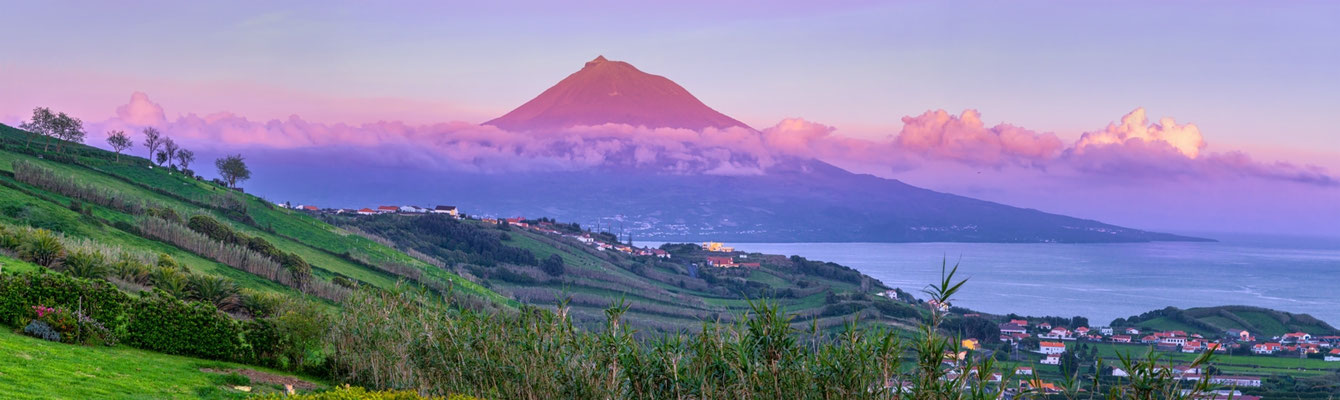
(20, 107), (251, 189)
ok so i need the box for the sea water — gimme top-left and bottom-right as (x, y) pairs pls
(726, 233), (1340, 326)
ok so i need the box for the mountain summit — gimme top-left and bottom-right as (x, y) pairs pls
(485, 56), (753, 132)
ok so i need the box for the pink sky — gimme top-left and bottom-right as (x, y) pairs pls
(2, 1), (1337, 236)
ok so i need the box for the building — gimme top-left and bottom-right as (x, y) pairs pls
(1015, 367), (1033, 376)
(706, 256), (735, 267)
(432, 205), (458, 216)
(1111, 335), (1132, 343)
(1206, 376), (1262, 387)
(399, 205), (424, 213)
(1038, 322), (1053, 330)
(1000, 323), (1027, 335)
(1111, 368), (1129, 377)
(1009, 319), (1029, 327)
(1040, 354), (1061, 365)
(376, 205), (398, 214)
(701, 242), (734, 252)
(1182, 340), (1205, 353)
(650, 249), (671, 258)
(1075, 327), (1091, 336)
(1282, 332), (1312, 343)
(1126, 327), (1141, 335)
(357, 208), (377, 215)
(1226, 329), (1254, 342)
(1040, 341), (1066, 355)
(1252, 343), (1283, 355)
(302, 205), (318, 211)
(1099, 327), (1114, 336)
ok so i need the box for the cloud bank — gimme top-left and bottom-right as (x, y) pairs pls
(89, 93), (1335, 187)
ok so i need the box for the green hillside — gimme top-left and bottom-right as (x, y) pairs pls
(331, 213), (927, 334)
(1115, 305), (1339, 338)
(0, 329), (322, 399)
(0, 122), (503, 306)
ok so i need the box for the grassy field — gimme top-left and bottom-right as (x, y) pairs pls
(1091, 342), (1340, 377)
(0, 330), (324, 399)
(0, 130), (503, 303)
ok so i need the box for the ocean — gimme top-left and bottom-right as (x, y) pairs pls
(712, 234), (1340, 326)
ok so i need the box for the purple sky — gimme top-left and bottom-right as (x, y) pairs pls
(1, 1), (1337, 236)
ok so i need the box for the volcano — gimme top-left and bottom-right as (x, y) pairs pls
(485, 56), (752, 132)
(279, 56), (1206, 243)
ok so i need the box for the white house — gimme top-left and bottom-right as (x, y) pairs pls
(1111, 368), (1129, 377)
(1040, 354), (1061, 365)
(1206, 376), (1262, 388)
(1099, 327), (1114, 336)
(1014, 367), (1033, 376)
(432, 205), (459, 216)
(1040, 342), (1066, 355)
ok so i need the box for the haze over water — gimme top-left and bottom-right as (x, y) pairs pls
(725, 234), (1340, 326)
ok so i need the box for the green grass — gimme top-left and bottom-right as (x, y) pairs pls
(0, 142), (503, 304)
(0, 329), (322, 399)
(1092, 342), (1340, 377)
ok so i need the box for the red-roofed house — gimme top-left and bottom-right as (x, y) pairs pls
(1038, 322), (1052, 330)
(650, 249), (671, 258)
(1111, 335), (1132, 343)
(1075, 327), (1090, 335)
(1252, 342), (1283, 355)
(706, 256), (735, 267)
(1009, 319), (1028, 327)
(1283, 332), (1312, 342)
(376, 205), (398, 214)
(357, 208), (376, 215)
(1040, 341), (1066, 354)
(1182, 340), (1205, 353)
(1125, 327), (1141, 335)
(1040, 354), (1061, 365)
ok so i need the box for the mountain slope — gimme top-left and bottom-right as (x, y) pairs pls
(485, 56), (752, 132)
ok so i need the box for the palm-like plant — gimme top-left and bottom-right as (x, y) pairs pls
(112, 257), (152, 285)
(188, 273), (239, 310)
(61, 249), (108, 279)
(150, 267), (190, 298)
(20, 229), (65, 267)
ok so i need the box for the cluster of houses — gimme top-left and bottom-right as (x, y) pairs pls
(498, 217), (672, 259)
(1248, 332), (1340, 360)
(1000, 318), (1340, 361)
(280, 202), (462, 217)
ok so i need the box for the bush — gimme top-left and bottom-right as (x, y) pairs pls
(249, 385), (481, 400)
(61, 248), (108, 279)
(123, 292), (246, 361)
(20, 228), (64, 267)
(23, 320), (62, 342)
(541, 254), (565, 276)
(188, 273), (239, 310)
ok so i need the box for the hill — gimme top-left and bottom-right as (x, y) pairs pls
(329, 213), (927, 333)
(1114, 305), (1339, 338)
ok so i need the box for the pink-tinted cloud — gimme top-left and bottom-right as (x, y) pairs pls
(87, 93), (1334, 186)
(114, 92), (167, 126)
(895, 109), (1064, 168)
(1073, 107), (1205, 158)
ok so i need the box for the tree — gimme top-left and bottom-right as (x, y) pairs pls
(142, 127), (162, 163)
(158, 137), (179, 168)
(18, 107), (56, 149)
(215, 154), (251, 188)
(541, 254), (565, 276)
(175, 148), (194, 172)
(52, 112), (85, 152)
(105, 130), (133, 162)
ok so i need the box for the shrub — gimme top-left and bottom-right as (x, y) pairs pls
(188, 273), (239, 311)
(20, 228), (64, 267)
(150, 266), (191, 298)
(111, 257), (152, 285)
(249, 385), (481, 400)
(23, 320), (61, 342)
(541, 254), (565, 276)
(61, 248), (108, 279)
(123, 292), (246, 360)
